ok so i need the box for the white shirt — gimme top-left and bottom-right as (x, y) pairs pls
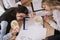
(27, 6), (32, 13)
(49, 10), (60, 31)
(3, 0), (21, 9)
(0, 5), (5, 16)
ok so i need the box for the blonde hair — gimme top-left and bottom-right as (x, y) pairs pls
(42, 0), (60, 10)
(22, 0), (32, 6)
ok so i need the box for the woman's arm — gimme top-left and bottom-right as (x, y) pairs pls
(44, 15), (60, 31)
(3, 33), (12, 40)
(1, 21), (8, 36)
(3, 28), (18, 40)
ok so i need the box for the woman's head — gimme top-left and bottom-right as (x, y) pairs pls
(21, 0), (32, 6)
(42, 0), (60, 11)
(15, 5), (28, 20)
(21, 0), (28, 4)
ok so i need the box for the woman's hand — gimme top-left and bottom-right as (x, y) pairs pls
(44, 15), (52, 23)
(10, 29), (17, 35)
(29, 12), (36, 18)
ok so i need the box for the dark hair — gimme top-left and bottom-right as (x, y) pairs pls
(15, 5), (28, 15)
(10, 5), (29, 19)
(0, 5), (28, 21)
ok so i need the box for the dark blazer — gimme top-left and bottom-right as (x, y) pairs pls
(0, 7), (17, 34)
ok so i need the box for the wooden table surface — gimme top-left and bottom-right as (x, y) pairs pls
(44, 21), (54, 37)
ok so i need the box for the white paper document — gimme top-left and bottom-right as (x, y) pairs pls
(32, 0), (42, 11)
(16, 27), (47, 40)
(0, 6), (5, 16)
(16, 16), (47, 40)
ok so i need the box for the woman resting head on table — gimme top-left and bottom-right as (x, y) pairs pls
(42, 0), (60, 31)
(3, 5), (29, 40)
(42, 0), (60, 40)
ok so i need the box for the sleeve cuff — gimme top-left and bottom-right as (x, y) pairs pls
(3, 33), (12, 40)
(49, 21), (54, 24)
